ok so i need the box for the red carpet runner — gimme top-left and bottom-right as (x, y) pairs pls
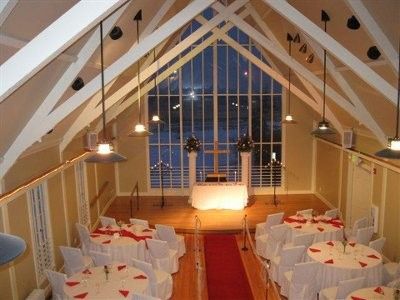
(204, 234), (253, 300)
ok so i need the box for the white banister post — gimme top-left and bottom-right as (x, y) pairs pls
(240, 152), (251, 188)
(188, 151), (198, 201)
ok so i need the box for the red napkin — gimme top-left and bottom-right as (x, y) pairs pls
(74, 292), (88, 299)
(134, 274), (147, 279)
(142, 229), (152, 232)
(309, 248), (321, 252)
(106, 225), (112, 229)
(324, 259), (334, 264)
(317, 227), (324, 232)
(90, 234), (100, 238)
(119, 290), (129, 298)
(82, 269), (92, 275)
(349, 242), (356, 247)
(367, 254), (379, 259)
(102, 240), (111, 244)
(331, 223), (342, 228)
(66, 281), (80, 287)
(374, 286), (384, 295)
(294, 225), (302, 229)
(118, 265), (126, 271)
(359, 261), (367, 267)
(351, 297), (366, 300)
(326, 241), (334, 246)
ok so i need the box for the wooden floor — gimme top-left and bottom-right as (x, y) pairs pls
(105, 194), (329, 300)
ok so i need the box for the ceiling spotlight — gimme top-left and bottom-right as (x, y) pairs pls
(71, 77), (84, 91)
(347, 15), (360, 30)
(367, 46), (381, 60)
(299, 43), (307, 53)
(306, 53), (314, 63)
(293, 33), (300, 43)
(109, 26), (123, 40)
(321, 10), (330, 22)
(287, 33), (293, 41)
(244, 71), (248, 76)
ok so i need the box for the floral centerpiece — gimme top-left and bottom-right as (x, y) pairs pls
(237, 134), (254, 152)
(184, 135), (201, 153)
(342, 231), (348, 254)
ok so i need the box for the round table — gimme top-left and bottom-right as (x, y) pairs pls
(63, 263), (151, 299)
(346, 286), (395, 300)
(90, 224), (155, 264)
(307, 240), (383, 290)
(284, 214), (344, 243)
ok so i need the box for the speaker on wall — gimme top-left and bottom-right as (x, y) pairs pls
(84, 132), (97, 151)
(343, 130), (354, 149)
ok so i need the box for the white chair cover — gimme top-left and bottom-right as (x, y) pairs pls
(383, 262), (400, 284)
(281, 261), (319, 300)
(345, 217), (368, 238)
(270, 245), (305, 286)
(285, 232), (315, 249)
(132, 293), (161, 300)
(45, 270), (67, 300)
(132, 258), (173, 300)
(296, 209), (314, 216)
(89, 250), (112, 266)
(99, 216), (117, 227)
(75, 223), (91, 256)
(261, 224), (289, 260)
(255, 212), (284, 238)
(387, 278), (400, 288)
(155, 224), (186, 258)
(130, 218), (150, 228)
(369, 237), (386, 254)
(353, 226), (374, 245)
(146, 239), (179, 274)
(324, 208), (339, 219)
(59, 246), (93, 277)
(319, 276), (365, 300)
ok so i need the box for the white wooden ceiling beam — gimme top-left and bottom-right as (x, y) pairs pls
(0, 0), (17, 26)
(0, 6), (128, 179)
(262, 0), (397, 105)
(0, 0), (125, 103)
(345, 0), (398, 74)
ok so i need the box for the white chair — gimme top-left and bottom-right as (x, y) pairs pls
(146, 239), (179, 274)
(89, 250), (112, 266)
(285, 232), (315, 249)
(255, 212), (284, 238)
(369, 237), (386, 254)
(256, 223), (288, 260)
(155, 224), (186, 258)
(59, 246), (93, 277)
(383, 262), (400, 284)
(296, 209), (313, 216)
(319, 276), (365, 300)
(75, 223), (91, 256)
(345, 217), (368, 238)
(132, 258), (172, 300)
(132, 293), (161, 300)
(45, 270), (67, 300)
(99, 216), (117, 227)
(130, 218), (150, 228)
(387, 278), (400, 288)
(281, 261), (319, 299)
(270, 245), (305, 286)
(351, 226), (374, 245)
(324, 208), (339, 219)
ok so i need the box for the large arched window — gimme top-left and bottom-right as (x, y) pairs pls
(148, 10), (282, 189)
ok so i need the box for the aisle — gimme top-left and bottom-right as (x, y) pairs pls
(204, 234), (253, 300)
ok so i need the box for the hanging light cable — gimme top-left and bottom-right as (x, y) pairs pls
(148, 48), (164, 125)
(86, 22), (127, 163)
(311, 10), (335, 135)
(375, 40), (400, 159)
(282, 33), (297, 124)
(129, 10), (152, 137)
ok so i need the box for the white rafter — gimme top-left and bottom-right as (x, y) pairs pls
(345, 0), (398, 74)
(0, 0), (125, 103)
(0, 0), (17, 26)
(0, 5), (129, 179)
(262, 0), (397, 105)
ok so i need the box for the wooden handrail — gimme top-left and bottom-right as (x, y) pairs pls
(89, 181), (110, 207)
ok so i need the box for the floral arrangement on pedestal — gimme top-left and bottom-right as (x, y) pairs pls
(184, 135), (201, 153)
(237, 134), (254, 152)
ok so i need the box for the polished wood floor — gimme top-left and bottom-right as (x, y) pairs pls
(105, 194), (329, 299)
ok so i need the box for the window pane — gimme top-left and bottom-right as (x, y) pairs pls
(217, 46), (226, 94)
(228, 47), (238, 94)
(170, 96), (180, 143)
(203, 96), (213, 143)
(218, 96), (227, 143)
(252, 95), (260, 142)
(273, 95), (282, 142)
(203, 47), (213, 94)
(262, 95), (271, 142)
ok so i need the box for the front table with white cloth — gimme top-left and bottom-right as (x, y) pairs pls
(307, 240), (383, 291)
(63, 263), (150, 299)
(90, 224), (155, 264)
(346, 286), (395, 300)
(189, 182), (248, 210)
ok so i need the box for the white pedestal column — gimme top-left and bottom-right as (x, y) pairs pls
(240, 151), (251, 188)
(188, 151), (197, 203)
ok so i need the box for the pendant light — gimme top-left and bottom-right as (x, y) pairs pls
(311, 10), (335, 135)
(0, 233), (26, 265)
(375, 41), (400, 159)
(128, 10), (152, 137)
(282, 33), (297, 124)
(86, 22), (127, 163)
(148, 48), (164, 125)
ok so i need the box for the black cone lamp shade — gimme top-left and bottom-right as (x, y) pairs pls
(85, 22), (127, 163)
(282, 33), (297, 124)
(375, 41), (400, 159)
(129, 10), (152, 137)
(0, 233), (26, 265)
(311, 10), (335, 136)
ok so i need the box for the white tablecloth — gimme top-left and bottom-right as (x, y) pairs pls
(90, 225), (155, 264)
(284, 214), (344, 243)
(307, 241), (383, 291)
(63, 263), (150, 299)
(190, 182), (248, 210)
(346, 286), (395, 299)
